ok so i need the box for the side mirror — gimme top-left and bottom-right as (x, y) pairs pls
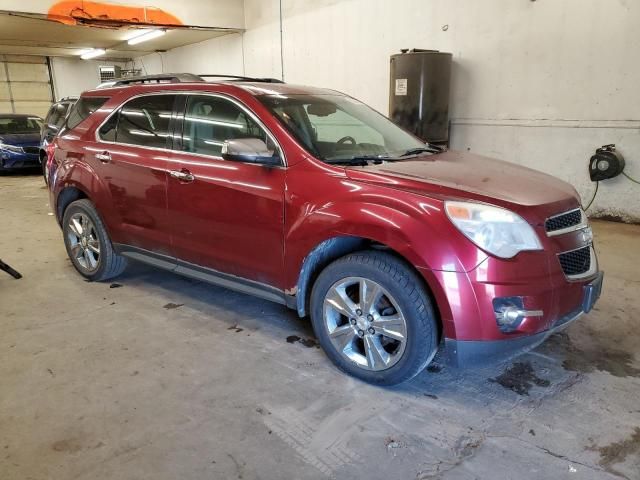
(221, 138), (281, 166)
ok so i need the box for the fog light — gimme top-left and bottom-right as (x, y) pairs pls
(493, 296), (543, 333)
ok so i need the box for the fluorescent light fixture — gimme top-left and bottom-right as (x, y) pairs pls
(80, 48), (106, 60)
(127, 29), (166, 45)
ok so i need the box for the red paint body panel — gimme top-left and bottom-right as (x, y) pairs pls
(48, 81), (600, 351)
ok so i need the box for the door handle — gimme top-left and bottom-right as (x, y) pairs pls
(169, 169), (195, 182)
(95, 151), (111, 163)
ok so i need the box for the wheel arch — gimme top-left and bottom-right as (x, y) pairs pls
(56, 185), (89, 225)
(293, 235), (443, 342)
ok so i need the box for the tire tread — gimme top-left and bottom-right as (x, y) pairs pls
(310, 250), (438, 385)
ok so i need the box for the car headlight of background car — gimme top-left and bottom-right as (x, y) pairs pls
(0, 142), (24, 153)
(445, 201), (542, 258)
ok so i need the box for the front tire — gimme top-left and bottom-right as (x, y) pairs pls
(62, 199), (127, 281)
(310, 251), (438, 385)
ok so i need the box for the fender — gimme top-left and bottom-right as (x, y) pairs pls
(284, 191), (488, 291)
(53, 153), (113, 232)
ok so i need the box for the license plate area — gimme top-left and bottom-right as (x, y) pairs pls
(582, 271), (604, 313)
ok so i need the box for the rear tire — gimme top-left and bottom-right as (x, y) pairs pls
(40, 151), (48, 185)
(62, 199), (127, 281)
(310, 250), (438, 385)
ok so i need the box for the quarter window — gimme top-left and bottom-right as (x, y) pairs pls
(182, 95), (272, 157)
(67, 97), (109, 130)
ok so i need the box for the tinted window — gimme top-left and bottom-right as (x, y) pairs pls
(46, 103), (70, 130)
(98, 113), (118, 142)
(113, 95), (176, 149)
(67, 97), (109, 130)
(56, 103), (72, 127)
(46, 105), (62, 127)
(182, 95), (270, 157)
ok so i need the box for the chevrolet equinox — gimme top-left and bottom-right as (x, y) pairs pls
(47, 75), (603, 385)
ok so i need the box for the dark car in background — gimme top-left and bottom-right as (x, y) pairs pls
(40, 97), (78, 183)
(0, 114), (43, 172)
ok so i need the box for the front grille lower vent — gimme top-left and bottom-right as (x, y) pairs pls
(22, 146), (39, 155)
(558, 246), (591, 277)
(545, 209), (582, 234)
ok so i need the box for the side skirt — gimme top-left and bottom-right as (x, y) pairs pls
(114, 244), (293, 307)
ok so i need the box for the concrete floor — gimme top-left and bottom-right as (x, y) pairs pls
(1, 172), (639, 480)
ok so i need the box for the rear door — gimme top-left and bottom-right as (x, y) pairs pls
(166, 93), (286, 287)
(92, 94), (176, 256)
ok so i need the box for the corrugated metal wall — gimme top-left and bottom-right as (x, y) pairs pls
(0, 55), (53, 119)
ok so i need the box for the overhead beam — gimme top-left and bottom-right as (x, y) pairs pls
(0, 0), (245, 29)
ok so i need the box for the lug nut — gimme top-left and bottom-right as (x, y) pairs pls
(368, 327), (375, 335)
(367, 314), (373, 321)
(350, 318), (357, 325)
(356, 309), (362, 316)
(357, 329), (365, 337)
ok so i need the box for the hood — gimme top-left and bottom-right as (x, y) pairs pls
(0, 133), (41, 145)
(345, 150), (579, 220)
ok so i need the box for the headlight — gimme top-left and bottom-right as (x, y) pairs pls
(0, 142), (23, 153)
(445, 201), (542, 258)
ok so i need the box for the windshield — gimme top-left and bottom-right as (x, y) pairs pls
(0, 117), (42, 135)
(258, 94), (426, 162)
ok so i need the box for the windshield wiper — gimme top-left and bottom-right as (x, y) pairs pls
(398, 144), (446, 157)
(325, 155), (392, 166)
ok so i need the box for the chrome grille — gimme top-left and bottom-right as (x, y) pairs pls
(545, 209), (582, 234)
(558, 246), (591, 276)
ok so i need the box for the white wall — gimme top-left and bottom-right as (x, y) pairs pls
(130, 33), (244, 78)
(134, 0), (640, 221)
(50, 57), (127, 99)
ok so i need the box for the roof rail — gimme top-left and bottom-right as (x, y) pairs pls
(95, 73), (285, 90)
(109, 73), (205, 86)
(198, 74), (285, 84)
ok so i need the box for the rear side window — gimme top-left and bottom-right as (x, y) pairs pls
(46, 103), (71, 130)
(67, 97), (109, 130)
(99, 95), (176, 149)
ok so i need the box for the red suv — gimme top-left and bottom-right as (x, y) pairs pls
(47, 74), (603, 385)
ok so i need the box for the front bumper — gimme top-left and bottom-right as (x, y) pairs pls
(0, 150), (40, 169)
(442, 271), (604, 367)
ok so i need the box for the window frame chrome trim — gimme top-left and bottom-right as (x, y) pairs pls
(545, 208), (588, 237)
(93, 90), (287, 168)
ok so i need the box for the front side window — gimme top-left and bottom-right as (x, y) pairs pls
(182, 95), (273, 157)
(67, 97), (109, 130)
(99, 95), (176, 149)
(258, 94), (426, 163)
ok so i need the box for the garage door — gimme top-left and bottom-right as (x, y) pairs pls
(0, 55), (54, 119)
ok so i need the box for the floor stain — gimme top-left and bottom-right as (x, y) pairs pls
(427, 363), (443, 373)
(489, 362), (550, 395)
(286, 335), (319, 348)
(51, 438), (82, 453)
(589, 427), (640, 474)
(546, 332), (640, 378)
(109, 283), (122, 289)
(228, 324), (244, 333)
(163, 303), (184, 310)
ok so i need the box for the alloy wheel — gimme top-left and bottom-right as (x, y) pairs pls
(67, 212), (101, 273)
(322, 276), (408, 371)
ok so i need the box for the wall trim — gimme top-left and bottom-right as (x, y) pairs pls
(451, 118), (640, 130)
